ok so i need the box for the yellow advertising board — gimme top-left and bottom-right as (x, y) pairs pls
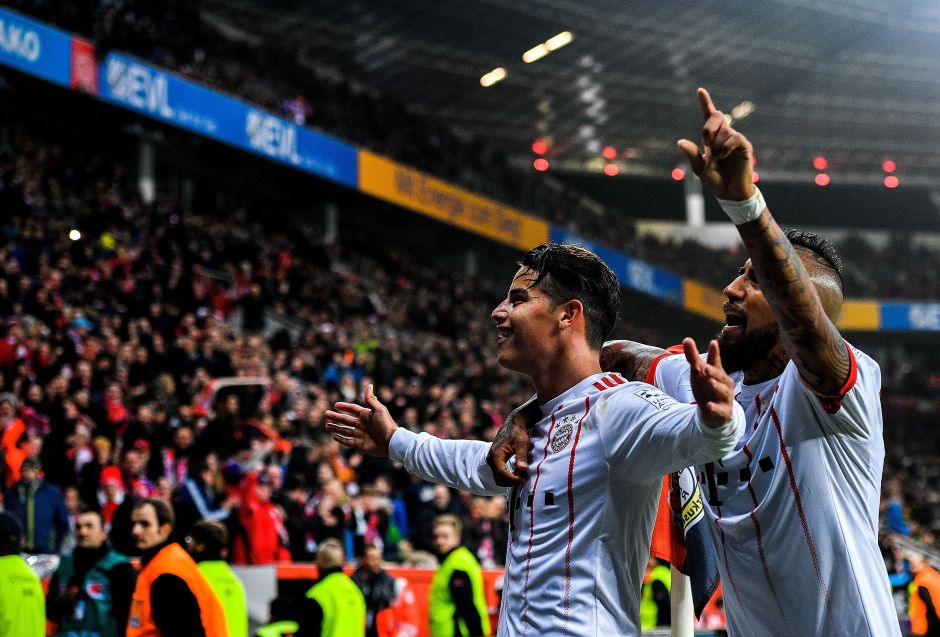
(358, 150), (549, 251)
(682, 279), (727, 322)
(837, 300), (880, 331)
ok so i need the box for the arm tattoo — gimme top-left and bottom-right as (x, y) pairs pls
(601, 341), (667, 382)
(738, 213), (851, 396)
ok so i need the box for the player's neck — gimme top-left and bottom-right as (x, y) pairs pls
(531, 348), (602, 404)
(742, 345), (789, 385)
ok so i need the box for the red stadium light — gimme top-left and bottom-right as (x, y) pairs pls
(813, 156), (828, 170)
(815, 173), (830, 187)
(884, 175), (899, 189)
(533, 158), (549, 172)
(602, 146), (617, 160)
(604, 163), (619, 176)
(532, 139), (548, 155)
(671, 167), (686, 181)
(882, 159), (896, 173)
(752, 171), (760, 184)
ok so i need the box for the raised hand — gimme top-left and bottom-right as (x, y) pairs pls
(683, 337), (736, 427)
(324, 384), (398, 457)
(678, 88), (755, 201)
(486, 396), (538, 486)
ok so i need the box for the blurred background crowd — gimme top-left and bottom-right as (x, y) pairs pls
(0, 1), (938, 635)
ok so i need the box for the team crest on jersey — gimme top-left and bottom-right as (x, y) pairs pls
(634, 387), (678, 411)
(86, 581), (105, 600)
(551, 416), (576, 452)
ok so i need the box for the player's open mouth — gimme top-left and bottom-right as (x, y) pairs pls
(496, 326), (513, 345)
(722, 306), (746, 334)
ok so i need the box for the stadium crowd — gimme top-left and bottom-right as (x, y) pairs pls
(9, 0), (940, 303)
(0, 112), (933, 572)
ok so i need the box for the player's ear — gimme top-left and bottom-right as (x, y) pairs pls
(558, 299), (584, 328)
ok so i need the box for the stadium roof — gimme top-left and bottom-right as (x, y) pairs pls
(206, 0), (940, 187)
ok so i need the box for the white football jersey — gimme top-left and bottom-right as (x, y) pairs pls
(389, 371), (744, 637)
(651, 344), (900, 636)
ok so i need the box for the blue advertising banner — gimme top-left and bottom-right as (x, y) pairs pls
(0, 7), (72, 87)
(881, 302), (940, 331)
(549, 227), (684, 305)
(98, 52), (358, 187)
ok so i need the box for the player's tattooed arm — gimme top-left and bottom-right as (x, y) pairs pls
(600, 340), (668, 382)
(679, 87), (851, 397)
(736, 215), (851, 396)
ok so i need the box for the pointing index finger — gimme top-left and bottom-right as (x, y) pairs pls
(697, 87), (717, 119)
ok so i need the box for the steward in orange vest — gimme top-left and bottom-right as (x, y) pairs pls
(126, 498), (229, 637)
(910, 552), (940, 637)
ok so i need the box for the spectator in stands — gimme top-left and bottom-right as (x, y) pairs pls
(352, 543), (397, 637)
(175, 456), (236, 541)
(296, 538), (366, 637)
(188, 519), (248, 637)
(0, 391), (26, 488)
(415, 485), (461, 553)
(4, 457), (69, 553)
(127, 498), (228, 637)
(0, 511), (44, 636)
(233, 468), (289, 564)
(46, 509), (136, 637)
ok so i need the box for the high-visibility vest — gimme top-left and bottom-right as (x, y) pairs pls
(910, 565), (940, 636)
(198, 560), (248, 637)
(126, 543), (229, 637)
(428, 547), (491, 637)
(306, 571), (367, 637)
(0, 553), (45, 637)
(640, 564), (672, 630)
(255, 620), (299, 637)
(52, 549), (129, 637)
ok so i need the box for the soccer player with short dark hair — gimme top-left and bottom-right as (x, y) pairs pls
(326, 239), (746, 636)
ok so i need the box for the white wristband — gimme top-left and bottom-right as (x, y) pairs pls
(717, 187), (766, 225)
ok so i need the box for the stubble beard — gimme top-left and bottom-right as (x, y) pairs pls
(716, 324), (781, 374)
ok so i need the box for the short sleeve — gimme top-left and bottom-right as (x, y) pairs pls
(650, 350), (695, 403)
(792, 344), (882, 439)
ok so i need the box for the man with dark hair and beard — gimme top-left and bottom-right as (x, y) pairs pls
(489, 88), (899, 637)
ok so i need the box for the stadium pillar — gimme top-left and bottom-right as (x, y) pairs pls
(465, 250), (478, 276)
(138, 140), (156, 204)
(683, 172), (705, 227)
(324, 202), (338, 244)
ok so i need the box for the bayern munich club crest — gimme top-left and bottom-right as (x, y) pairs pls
(551, 415), (577, 453)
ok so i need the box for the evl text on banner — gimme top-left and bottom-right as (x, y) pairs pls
(98, 52), (357, 187)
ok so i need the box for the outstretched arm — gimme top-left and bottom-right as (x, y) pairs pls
(679, 88), (851, 397)
(326, 385), (506, 496)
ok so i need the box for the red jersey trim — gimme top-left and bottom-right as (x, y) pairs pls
(562, 397), (591, 633)
(521, 411), (557, 634)
(645, 345), (685, 386)
(799, 341), (859, 414)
